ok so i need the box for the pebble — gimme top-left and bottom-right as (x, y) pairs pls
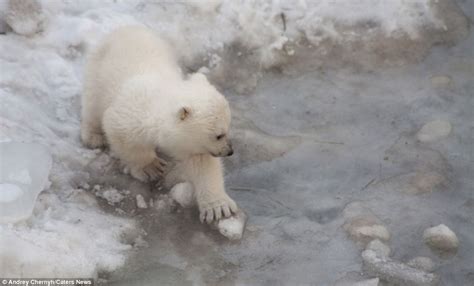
(417, 120), (452, 142)
(423, 224), (459, 252)
(407, 257), (435, 272)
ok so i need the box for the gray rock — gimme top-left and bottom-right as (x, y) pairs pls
(407, 257), (436, 272)
(362, 250), (440, 286)
(423, 224), (459, 252)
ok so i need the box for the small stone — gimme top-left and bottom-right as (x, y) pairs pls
(136, 194), (147, 209)
(407, 257), (435, 272)
(417, 120), (452, 142)
(423, 224), (459, 252)
(366, 239), (391, 257)
(430, 75), (452, 88)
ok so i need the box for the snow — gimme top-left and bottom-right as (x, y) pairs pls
(95, 187), (126, 206)
(0, 0), (472, 285)
(136, 194), (147, 209)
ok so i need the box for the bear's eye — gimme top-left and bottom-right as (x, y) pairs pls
(216, 134), (225, 140)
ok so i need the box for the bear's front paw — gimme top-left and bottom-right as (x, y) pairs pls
(130, 157), (167, 182)
(198, 195), (238, 224)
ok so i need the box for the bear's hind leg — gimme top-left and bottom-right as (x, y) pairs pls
(138, 156), (168, 181)
(81, 120), (106, 148)
(120, 150), (166, 182)
(103, 105), (167, 182)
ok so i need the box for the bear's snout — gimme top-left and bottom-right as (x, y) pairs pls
(225, 141), (233, 156)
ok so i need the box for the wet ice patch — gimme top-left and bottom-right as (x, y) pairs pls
(0, 183), (23, 203)
(0, 142), (52, 223)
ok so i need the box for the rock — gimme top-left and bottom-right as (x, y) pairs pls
(136, 194), (147, 209)
(362, 250), (440, 286)
(5, 0), (44, 36)
(212, 209), (247, 240)
(366, 239), (391, 257)
(407, 257), (436, 272)
(169, 182), (195, 208)
(430, 76), (452, 88)
(343, 202), (390, 245)
(417, 120), (452, 143)
(423, 224), (459, 252)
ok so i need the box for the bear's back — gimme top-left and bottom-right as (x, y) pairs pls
(83, 26), (182, 116)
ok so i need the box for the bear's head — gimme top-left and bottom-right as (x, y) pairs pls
(160, 73), (233, 159)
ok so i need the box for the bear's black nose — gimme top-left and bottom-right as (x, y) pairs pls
(227, 149), (234, 156)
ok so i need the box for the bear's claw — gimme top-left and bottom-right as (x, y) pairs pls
(199, 197), (238, 224)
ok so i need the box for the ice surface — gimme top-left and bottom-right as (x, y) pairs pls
(0, 142), (52, 223)
(0, 0), (472, 285)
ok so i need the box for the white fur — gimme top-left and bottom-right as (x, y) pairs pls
(81, 26), (237, 222)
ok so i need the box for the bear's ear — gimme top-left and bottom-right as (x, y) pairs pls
(179, 106), (191, 121)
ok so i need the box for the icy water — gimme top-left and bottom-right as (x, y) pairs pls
(107, 12), (473, 286)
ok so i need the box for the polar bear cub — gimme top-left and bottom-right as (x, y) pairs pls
(81, 26), (237, 222)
